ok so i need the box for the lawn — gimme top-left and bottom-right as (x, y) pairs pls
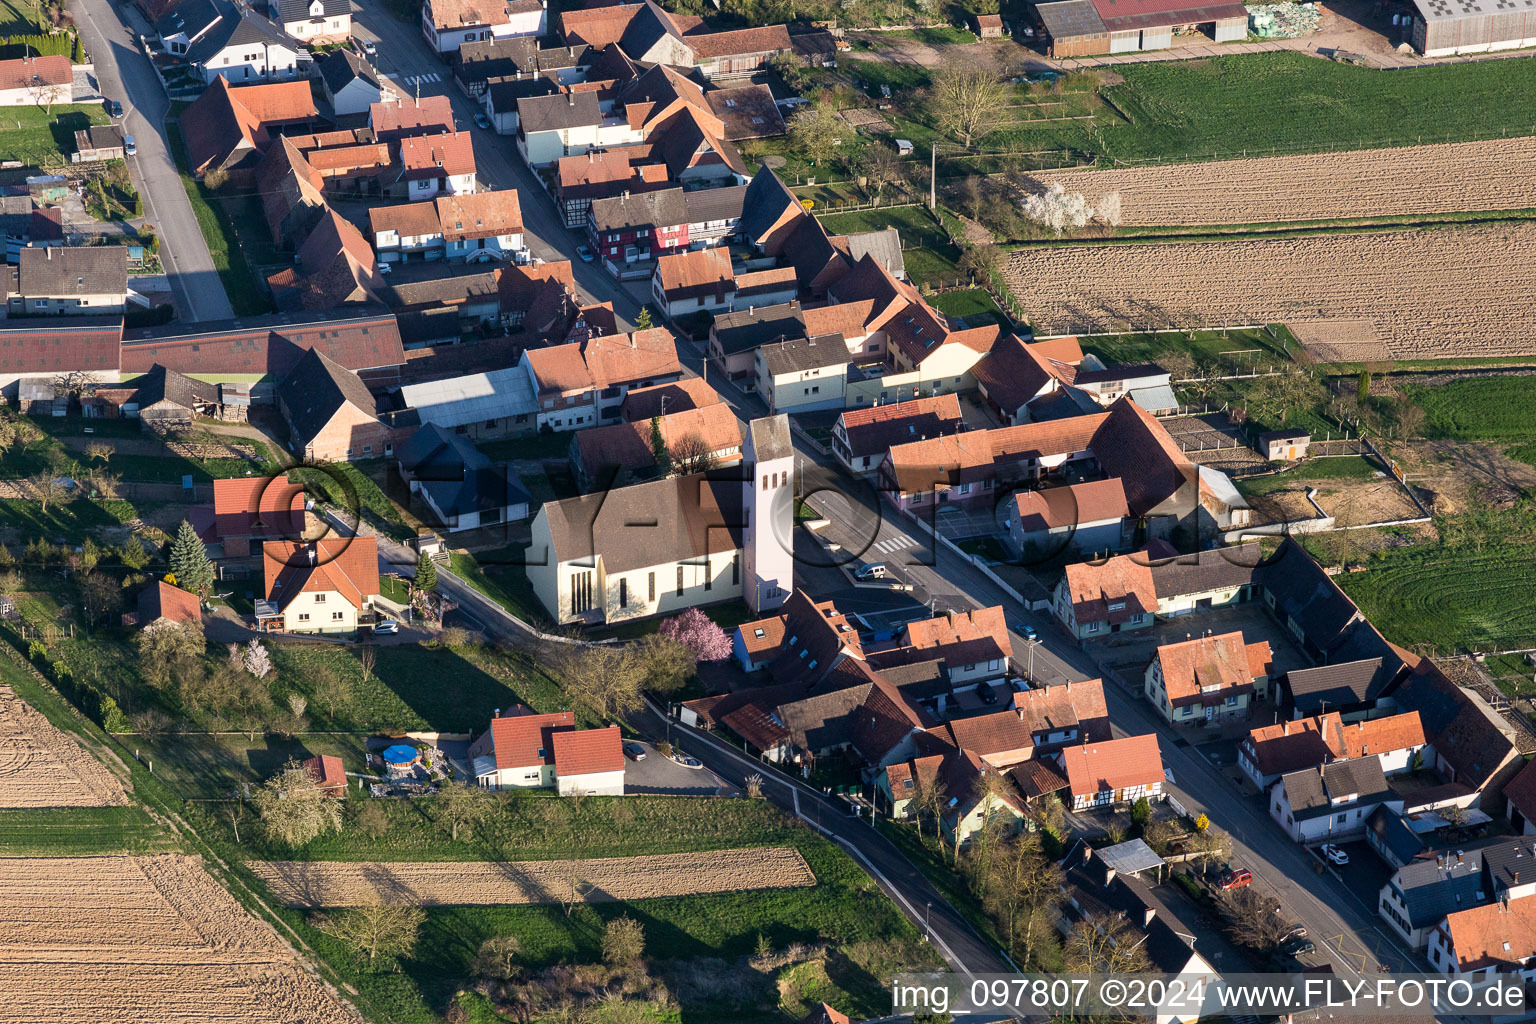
(0, 0), (49, 32)
(280, 834), (930, 1024)
(164, 122), (272, 317)
(0, 806), (179, 855)
(0, 104), (106, 166)
(1406, 377), (1536, 444)
(840, 57), (933, 94)
(290, 461), (416, 541)
(0, 497), (141, 543)
(1236, 455), (1385, 497)
(476, 430), (577, 462)
(448, 549), (548, 626)
(1096, 52), (1536, 164)
(867, 25), (978, 44)
(128, 731), (374, 801)
(819, 206), (964, 289)
(931, 288), (1005, 324)
(1079, 325), (1296, 370)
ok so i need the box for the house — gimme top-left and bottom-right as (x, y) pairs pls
(709, 301), (807, 378)
(422, 0), (546, 55)
(201, 475), (308, 559)
(73, 126), (126, 163)
(369, 201), (446, 263)
(301, 754), (348, 797)
(1259, 428), (1311, 462)
(521, 327), (685, 431)
(588, 187), (689, 269)
(5, 246), (129, 316)
(394, 132), (477, 200)
(1144, 631), (1272, 725)
(135, 581), (203, 629)
(1013, 679), (1111, 753)
(453, 35), (542, 96)
(275, 347), (392, 461)
(396, 423), (530, 532)
(554, 146), (668, 228)
(1054, 552), (1155, 641)
(880, 745), (1026, 846)
(731, 590), (862, 675)
(128, 364), (216, 426)
(257, 138), (326, 247)
(1060, 733), (1164, 810)
(571, 402), (742, 488)
(705, 83), (785, 140)
(1238, 711), (1428, 791)
(371, 95), (456, 141)
(0, 317), (123, 391)
(551, 725), (625, 795)
(182, 78), (321, 181)
(526, 415), (793, 624)
(866, 606), (1013, 688)
(1379, 844), (1495, 947)
(832, 394), (965, 477)
(268, 0), (350, 42)
(1005, 477), (1130, 559)
(187, 7), (302, 86)
(619, 377), (722, 421)
(269, 210), (382, 311)
(1269, 755), (1391, 842)
(1504, 759), (1536, 836)
(257, 536), (381, 634)
(156, 0), (226, 56)
(755, 334), (848, 413)
(483, 73), (561, 134)
(733, 267), (798, 309)
(652, 246), (734, 319)
(1429, 890), (1536, 986)
(973, 11), (1005, 35)
(801, 1005), (853, 1024)
(1031, 0), (1246, 56)
(940, 710), (1036, 770)
(436, 190), (525, 262)
(318, 49), (381, 116)
(516, 90), (611, 167)
(1393, 659), (1521, 805)
(0, 55), (71, 107)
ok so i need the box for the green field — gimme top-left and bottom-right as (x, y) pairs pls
(819, 206), (963, 288)
(289, 461), (416, 541)
(1407, 377), (1536, 444)
(0, 496), (142, 543)
(0, 0), (49, 32)
(164, 122), (272, 317)
(448, 549), (549, 626)
(129, 732), (374, 800)
(1078, 325), (1295, 368)
(0, 805), (179, 855)
(1237, 455), (1384, 497)
(0, 104), (107, 167)
(930, 288), (1004, 323)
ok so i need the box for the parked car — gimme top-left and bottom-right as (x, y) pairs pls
(576, 244), (595, 263)
(107, 99), (123, 118)
(372, 619), (399, 635)
(854, 562), (888, 581)
(623, 741), (646, 761)
(1320, 843), (1349, 866)
(1011, 620), (1039, 642)
(1218, 867), (1253, 890)
(123, 135), (136, 156)
(672, 753), (703, 769)
(1282, 937), (1316, 957)
(1284, 923), (1308, 940)
(976, 681), (999, 705)
(473, 112), (492, 130)
(362, 38), (377, 56)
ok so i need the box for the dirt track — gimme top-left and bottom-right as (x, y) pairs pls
(0, 855), (363, 1024)
(1031, 138), (1536, 227)
(252, 847), (817, 908)
(0, 685), (127, 807)
(1004, 223), (1536, 359)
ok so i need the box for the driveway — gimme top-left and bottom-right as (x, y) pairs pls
(69, 0), (234, 322)
(622, 740), (727, 795)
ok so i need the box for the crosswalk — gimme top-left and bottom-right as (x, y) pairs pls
(393, 72), (443, 86)
(871, 534), (917, 556)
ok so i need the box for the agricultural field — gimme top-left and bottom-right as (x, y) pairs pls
(254, 846), (815, 907)
(1406, 376), (1536, 447)
(1004, 223), (1536, 360)
(0, 684), (127, 807)
(0, 854), (364, 1024)
(1031, 138), (1536, 227)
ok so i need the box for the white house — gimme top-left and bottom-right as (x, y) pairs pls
(1005, 477), (1130, 559)
(396, 132), (477, 200)
(188, 9), (303, 85)
(754, 335), (847, 414)
(0, 55), (72, 107)
(269, 0), (350, 43)
(437, 190), (524, 262)
(256, 538), (380, 635)
(527, 415), (794, 626)
(468, 711), (624, 795)
(1269, 756), (1391, 843)
(317, 49), (381, 117)
(396, 424), (531, 533)
(422, 0), (546, 55)
(515, 90), (640, 167)
(1060, 734), (1164, 811)
(155, 0), (226, 56)
(1429, 890), (1536, 993)
(652, 247), (735, 320)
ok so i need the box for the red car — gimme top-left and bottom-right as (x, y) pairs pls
(1218, 867), (1253, 890)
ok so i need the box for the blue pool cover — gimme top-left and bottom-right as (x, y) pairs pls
(382, 744), (419, 766)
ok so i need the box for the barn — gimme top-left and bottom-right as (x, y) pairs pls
(1409, 0), (1536, 55)
(1033, 0), (1247, 54)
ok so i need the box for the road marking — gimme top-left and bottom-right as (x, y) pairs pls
(874, 535), (915, 554)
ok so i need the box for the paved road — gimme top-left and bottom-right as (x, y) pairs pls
(71, 0), (235, 322)
(350, 0), (650, 327)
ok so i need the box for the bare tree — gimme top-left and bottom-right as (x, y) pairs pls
(82, 440), (113, 463)
(358, 644), (377, 682)
(929, 67), (1009, 147)
(556, 644), (646, 719)
(317, 899), (425, 968)
(556, 861), (589, 918)
(787, 105), (842, 167)
(52, 371), (99, 400)
(666, 431), (717, 475)
(983, 833), (1064, 966)
(1216, 886), (1296, 955)
(602, 915), (646, 965)
(1065, 913), (1152, 973)
(473, 934), (524, 981)
(23, 472), (65, 514)
(431, 782), (488, 843)
(861, 146), (904, 205)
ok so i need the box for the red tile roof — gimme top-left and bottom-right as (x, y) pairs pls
(942, 710), (1035, 766)
(211, 475), (307, 542)
(884, 414), (1110, 496)
(1093, 398), (1197, 517)
(121, 308), (405, 379)
(183, 78), (319, 175)
(526, 327), (682, 394)
(575, 402), (741, 475)
(836, 394), (964, 463)
(552, 725), (624, 776)
(370, 96), (456, 139)
(427, 0), (512, 30)
(399, 132), (476, 178)
(1061, 733), (1164, 798)
(436, 190), (523, 240)
(137, 581), (203, 626)
(1061, 552), (1157, 628)
(685, 24), (791, 58)
(0, 318), (122, 375)
(1154, 631), (1265, 707)
(1443, 892), (1536, 971)
(370, 201), (444, 239)
(737, 612), (787, 659)
(0, 54), (70, 90)
(1012, 679), (1110, 743)
(1242, 714), (1343, 779)
(620, 377), (721, 420)
(471, 711), (576, 769)
(888, 606), (1011, 670)
(302, 754), (348, 796)
(1339, 711), (1427, 759)
(560, 2), (642, 46)
(656, 246), (734, 300)
(1011, 478), (1129, 533)
(262, 536), (380, 612)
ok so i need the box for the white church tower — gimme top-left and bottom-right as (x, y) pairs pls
(741, 414), (794, 614)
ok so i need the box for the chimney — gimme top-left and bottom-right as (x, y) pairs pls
(567, 92), (574, 106)
(493, 707), (501, 718)
(1458, 850), (1465, 864)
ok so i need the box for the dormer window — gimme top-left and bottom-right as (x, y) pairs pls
(754, 628), (765, 638)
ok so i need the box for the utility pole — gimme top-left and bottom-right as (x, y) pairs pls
(929, 143), (937, 211)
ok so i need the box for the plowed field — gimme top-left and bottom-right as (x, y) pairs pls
(0, 685), (126, 807)
(252, 846), (817, 908)
(1004, 224), (1536, 359)
(1032, 138), (1536, 226)
(0, 855), (363, 1024)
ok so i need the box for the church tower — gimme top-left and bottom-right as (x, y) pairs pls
(742, 414), (794, 613)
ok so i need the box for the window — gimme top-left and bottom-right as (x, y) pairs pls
(314, 593), (326, 603)
(1085, 621), (1101, 633)
(571, 571), (593, 614)
(619, 579), (628, 608)
(363, 445), (372, 453)
(732, 552), (740, 586)
(332, 611), (344, 620)
(298, 613), (310, 622)
(676, 565), (684, 595)
(648, 571), (655, 602)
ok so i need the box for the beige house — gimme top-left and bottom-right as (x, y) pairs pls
(468, 711), (625, 795)
(1144, 631), (1272, 724)
(879, 747), (1026, 846)
(5, 246), (130, 316)
(256, 537), (380, 635)
(528, 416), (794, 625)
(755, 334), (848, 413)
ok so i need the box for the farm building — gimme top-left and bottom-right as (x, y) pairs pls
(1409, 0), (1536, 56)
(1032, 0), (1247, 54)
(1259, 428), (1311, 461)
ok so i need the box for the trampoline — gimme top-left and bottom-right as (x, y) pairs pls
(382, 744), (420, 768)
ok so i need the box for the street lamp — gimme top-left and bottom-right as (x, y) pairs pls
(924, 901), (932, 942)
